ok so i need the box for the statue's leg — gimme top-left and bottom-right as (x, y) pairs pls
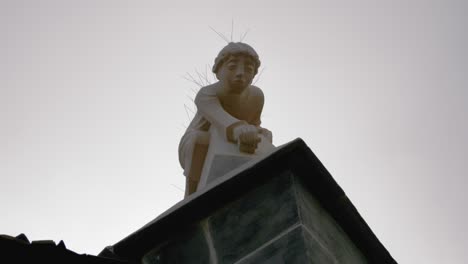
(185, 131), (210, 197)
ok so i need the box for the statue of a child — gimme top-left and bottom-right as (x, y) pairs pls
(179, 42), (273, 196)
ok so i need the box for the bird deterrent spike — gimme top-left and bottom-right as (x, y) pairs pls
(170, 184), (184, 192)
(231, 19), (234, 42)
(182, 75), (202, 88)
(209, 26), (230, 43)
(183, 104), (192, 122)
(185, 72), (204, 87)
(253, 67), (266, 85)
(240, 28), (250, 42)
(195, 69), (206, 86)
(185, 95), (195, 105)
(203, 64), (210, 84)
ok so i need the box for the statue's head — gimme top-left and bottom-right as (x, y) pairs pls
(213, 42), (261, 75)
(213, 42), (261, 92)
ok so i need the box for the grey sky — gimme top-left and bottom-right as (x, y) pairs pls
(1, 1), (467, 263)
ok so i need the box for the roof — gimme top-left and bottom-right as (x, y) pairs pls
(0, 233), (127, 264)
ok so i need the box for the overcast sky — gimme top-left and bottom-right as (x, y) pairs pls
(1, 1), (467, 263)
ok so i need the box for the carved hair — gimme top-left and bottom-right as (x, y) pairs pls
(212, 42), (261, 75)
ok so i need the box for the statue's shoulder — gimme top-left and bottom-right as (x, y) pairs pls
(198, 83), (219, 96)
(249, 85), (264, 98)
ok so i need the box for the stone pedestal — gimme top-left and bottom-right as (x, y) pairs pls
(198, 125), (275, 191)
(143, 173), (365, 264)
(101, 139), (396, 264)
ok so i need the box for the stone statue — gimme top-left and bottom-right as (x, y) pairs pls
(179, 42), (274, 197)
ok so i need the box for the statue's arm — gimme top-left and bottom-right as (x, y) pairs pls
(195, 88), (244, 141)
(251, 86), (273, 143)
(250, 86), (264, 127)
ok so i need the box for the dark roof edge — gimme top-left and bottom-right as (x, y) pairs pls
(292, 140), (397, 263)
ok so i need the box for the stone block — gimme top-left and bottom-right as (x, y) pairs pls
(207, 173), (299, 263)
(206, 155), (253, 184)
(142, 224), (211, 264)
(294, 177), (366, 263)
(237, 225), (334, 264)
(138, 172), (368, 264)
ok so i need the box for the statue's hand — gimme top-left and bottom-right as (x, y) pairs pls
(258, 128), (273, 143)
(233, 124), (261, 154)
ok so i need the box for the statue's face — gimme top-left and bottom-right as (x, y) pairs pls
(217, 54), (256, 94)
